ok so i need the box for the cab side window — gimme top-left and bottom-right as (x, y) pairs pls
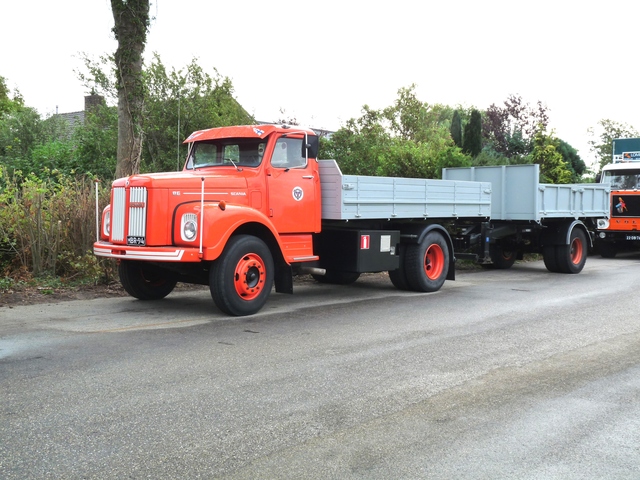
(271, 138), (306, 169)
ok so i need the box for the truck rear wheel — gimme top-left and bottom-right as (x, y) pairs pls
(119, 260), (178, 300)
(404, 231), (449, 292)
(389, 244), (410, 290)
(389, 268), (410, 290)
(210, 235), (274, 316)
(543, 245), (560, 273)
(556, 228), (587, 274)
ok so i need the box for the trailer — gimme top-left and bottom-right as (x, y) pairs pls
(443, 164), (610, 272)
(93, 125), (610, 316)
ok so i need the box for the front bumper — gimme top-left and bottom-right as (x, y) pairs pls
(93, 241), (202, 262)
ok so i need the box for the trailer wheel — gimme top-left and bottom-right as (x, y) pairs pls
(210, 235), (274, 316)
(312, 270), (360, 285)
(119, 260), (178, 300)
(486, 244), (517, 269)
(543, 246), (560, 273)
(556, 228), (588, 274)
(404, 231), (449, 292)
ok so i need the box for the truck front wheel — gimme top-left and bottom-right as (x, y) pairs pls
(119, 261), (178, 300)
(404, 231), (449, 292)
(598, 241), (617, 258)
(210, 235), (274, 316)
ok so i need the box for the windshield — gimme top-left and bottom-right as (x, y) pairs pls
(185, 138), (266, 169)
(602, 169), (640, 190)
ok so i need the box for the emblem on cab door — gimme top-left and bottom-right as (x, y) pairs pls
(292, 186), (304, 201)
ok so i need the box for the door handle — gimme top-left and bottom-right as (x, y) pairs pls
(302, 175), (314, 179)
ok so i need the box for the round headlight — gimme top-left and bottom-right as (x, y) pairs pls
(597, 218), (609, 229)
(103, 210), (111, 236)
(184, 220), (197, 240)
(181, 213), (198, 241)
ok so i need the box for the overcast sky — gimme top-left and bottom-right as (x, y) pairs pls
(2, 0), (638, 168)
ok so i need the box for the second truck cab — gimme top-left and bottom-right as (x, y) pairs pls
(596, 137), (640, 257)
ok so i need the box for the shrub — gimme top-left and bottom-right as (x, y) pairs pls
(0, 166), (114, 282)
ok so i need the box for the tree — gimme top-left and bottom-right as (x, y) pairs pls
(143, 55), (253, 172)
(450, 110), (462, 148)
(588, 119), (639, 171)
(111, 0), (150, 178)
(462, 109), (482, 157)
(72, 103), (119, 179)
(483, 94), (549, 159)
(321, 87), (471, 179)
(0, 76), (23, 116)
(78, 53), (253, 175)
(530, 130), (572, 184)
(556, 139), (586, 182)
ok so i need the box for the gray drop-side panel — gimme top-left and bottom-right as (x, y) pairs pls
(442, 164), (610, 221)
(319, 160), (491, 220)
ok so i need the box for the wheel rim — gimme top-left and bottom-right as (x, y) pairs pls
(502, 250), (514, 261)
(570, 237), (584, 265)
(424, 244), (445, 280)
(233, 253), (266, 300)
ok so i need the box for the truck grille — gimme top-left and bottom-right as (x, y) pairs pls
(111, 186), (148, 244)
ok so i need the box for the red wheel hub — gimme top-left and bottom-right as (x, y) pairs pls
(233, 253), (266, 300)
(424, 244), (445, 280)
(570, 238), (583, 265)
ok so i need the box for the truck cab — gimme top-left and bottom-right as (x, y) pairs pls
(596, 140), (640, 257)
(95, 125), (322, 315)
(184, 125), (321, 235)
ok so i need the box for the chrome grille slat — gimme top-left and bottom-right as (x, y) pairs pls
(112, 187), (126, 242)
(128, 187), (147, 238)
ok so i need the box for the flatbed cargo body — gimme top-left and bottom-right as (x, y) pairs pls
(319, 160), (491, 220)
(442, 164), (609, 221)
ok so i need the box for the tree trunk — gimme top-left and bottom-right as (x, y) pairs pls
(111, 0), (149, 179)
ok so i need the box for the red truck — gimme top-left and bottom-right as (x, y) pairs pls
(94, 124), (609, 315)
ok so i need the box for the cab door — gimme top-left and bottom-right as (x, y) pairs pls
(266, 136), (319, 233)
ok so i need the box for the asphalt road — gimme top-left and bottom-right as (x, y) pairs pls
(2, 255), (640, 479)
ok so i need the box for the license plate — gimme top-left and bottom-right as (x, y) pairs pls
(625, 235), (640, 241)
(127, 236), (146, 246)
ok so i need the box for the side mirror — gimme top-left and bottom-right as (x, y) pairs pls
(595, 172), (601, 183)
(302, 135), (319, 159)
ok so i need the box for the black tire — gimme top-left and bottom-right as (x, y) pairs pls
(486, 244), (517, 269)
(118, 261), (178, 300)
(598, 242), (618, 258)
(312, 270), (360, 285)
(388, 244), (410, 290)
(404, 230), (450, 292)
(210, 235), (274, 316)
(556, 228), (588, 274)
(388, 268), (410, 290)
(543, 245), (560, 273)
